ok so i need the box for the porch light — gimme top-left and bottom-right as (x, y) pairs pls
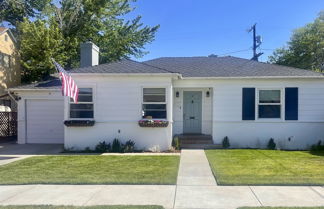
(176, 91), (180, 98)
(206, 91), (210, 97)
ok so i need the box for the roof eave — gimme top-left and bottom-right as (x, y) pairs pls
(8, 88), (60, 91)
(181, 76), (324, 79)
(70, 72), (181, 77)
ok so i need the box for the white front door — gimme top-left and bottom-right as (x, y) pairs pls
(183, 91), (202, 134)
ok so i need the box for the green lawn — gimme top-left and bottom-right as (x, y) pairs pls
(205, 149), (324, 185)
(0, 155), (179, 185)
(0, 206), (163, 209)
(239, 207), (324, 209)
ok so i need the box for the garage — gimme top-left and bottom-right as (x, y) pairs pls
(26, 99), (64, 144)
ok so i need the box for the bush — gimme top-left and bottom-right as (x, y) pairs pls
(95, 141), (111, 153)
(172, 136), (180, 150)
(311, 140), (324, 151)
(123, 140), (136, 153)
(267, 138), (276, 150)
(222, 136), (230, 149)
(112, 138), (122, 153)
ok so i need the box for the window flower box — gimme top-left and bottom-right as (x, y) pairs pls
(138, 119), (169, 128)
(64, 120), (95, 127)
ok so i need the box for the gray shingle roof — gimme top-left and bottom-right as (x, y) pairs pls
(69, 59), (171, 74)
(12, 56), (324, 90)
(11, 77), (61, 90)
(144, 56), (323, 77)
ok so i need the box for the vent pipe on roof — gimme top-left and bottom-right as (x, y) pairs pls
(80, 41), (99, 67)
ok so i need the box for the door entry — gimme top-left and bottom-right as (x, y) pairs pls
(183, 91), (202, 134)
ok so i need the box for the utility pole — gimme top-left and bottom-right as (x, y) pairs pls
(248, 23), (263, 61)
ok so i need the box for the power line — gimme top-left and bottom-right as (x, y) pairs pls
(216, 48), (252, 56)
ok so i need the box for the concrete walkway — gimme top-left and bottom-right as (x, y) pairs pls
(177, 149), (216, 186)
(0, 149), (324, 209)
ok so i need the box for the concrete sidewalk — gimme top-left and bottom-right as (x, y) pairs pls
(0, 149), (324, 209)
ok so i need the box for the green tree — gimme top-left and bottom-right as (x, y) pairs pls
(0, 0), (50, 27)
(19, 18), (68, 81)
(18, 0), (159, 81)
(269, 11), (324, 71)
(46, 0), (159, 67)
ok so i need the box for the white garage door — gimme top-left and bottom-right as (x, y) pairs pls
(26, 99), (64, 144)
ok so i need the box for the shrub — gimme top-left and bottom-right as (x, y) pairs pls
(311, 140), (324, 151)
(267, 138), (276, 150)
(112, 138), (122, 153)
(222, 136), (230, 149)
(172, 136), (180, 150)
(95, 141), (111, 153)
(123, 140), (136, 153)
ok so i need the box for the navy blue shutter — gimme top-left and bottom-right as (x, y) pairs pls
(242, 88), (255, 120)
(285, 87), (298, 120)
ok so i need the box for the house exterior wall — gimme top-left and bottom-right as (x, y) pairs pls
(14, 76), (324, 150)
(0, 30), (21, 96)
(173, 78), (324, 149)
(64, 75), (174, 151)
(211, 78), (324, 149)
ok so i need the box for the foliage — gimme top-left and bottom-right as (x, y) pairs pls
(172, 136), (180, 150)
(14, 0), (159, 81)
(267, 138), (276, 150)
(269, 11), (324, 71)
(0, 0), (50, 28)
(311, 140), (324, 151)
(122, 140), (135, 153)
(112, 138), (122, 153)
(19, 18), (68, 82)
(222, 136), (230, 149)
(95, 141), (111, 153)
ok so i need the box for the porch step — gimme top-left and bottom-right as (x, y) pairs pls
(181, 144), (223, 149)
(177, 134), (223, 149)
(181, 139), (213, 144)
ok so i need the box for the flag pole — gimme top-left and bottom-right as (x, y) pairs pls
(51, 58), (60, 74)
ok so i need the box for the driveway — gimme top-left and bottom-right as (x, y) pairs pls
(0, 142), (63, 165)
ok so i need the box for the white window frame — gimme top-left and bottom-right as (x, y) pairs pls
(256, 88), (283, 120)
(69, 87), (94, 120)
(142, 87), (167, 120)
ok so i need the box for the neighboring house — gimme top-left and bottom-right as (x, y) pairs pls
(9, 42), (324, 150)
(0, 27), (20, 112)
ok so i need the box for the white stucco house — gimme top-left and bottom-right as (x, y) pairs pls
(9, 42), (324, 150)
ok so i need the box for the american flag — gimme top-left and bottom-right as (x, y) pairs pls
(52, 59), (79, 103)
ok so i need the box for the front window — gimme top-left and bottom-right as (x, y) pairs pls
(70, 88), (94, 119)
(0, 52), (10, 68)
(142, 88), (167, 119)
(258, 89), (281, 119)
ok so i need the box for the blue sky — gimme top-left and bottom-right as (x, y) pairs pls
(127, 0), (323, 62)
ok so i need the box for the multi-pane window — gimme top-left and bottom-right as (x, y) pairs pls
(0, 52), (10, 68)
(70, 88), (94, 119)
(142, 88), (167, 119)
(258, 89), (281, 119)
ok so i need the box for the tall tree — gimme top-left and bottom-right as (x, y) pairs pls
(0, 0), (50, 27)
(47, 0), (159, 67)
(269, 11), (324, 71)
(19, 18), (68, 81)
(18, 0), (159, 81)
